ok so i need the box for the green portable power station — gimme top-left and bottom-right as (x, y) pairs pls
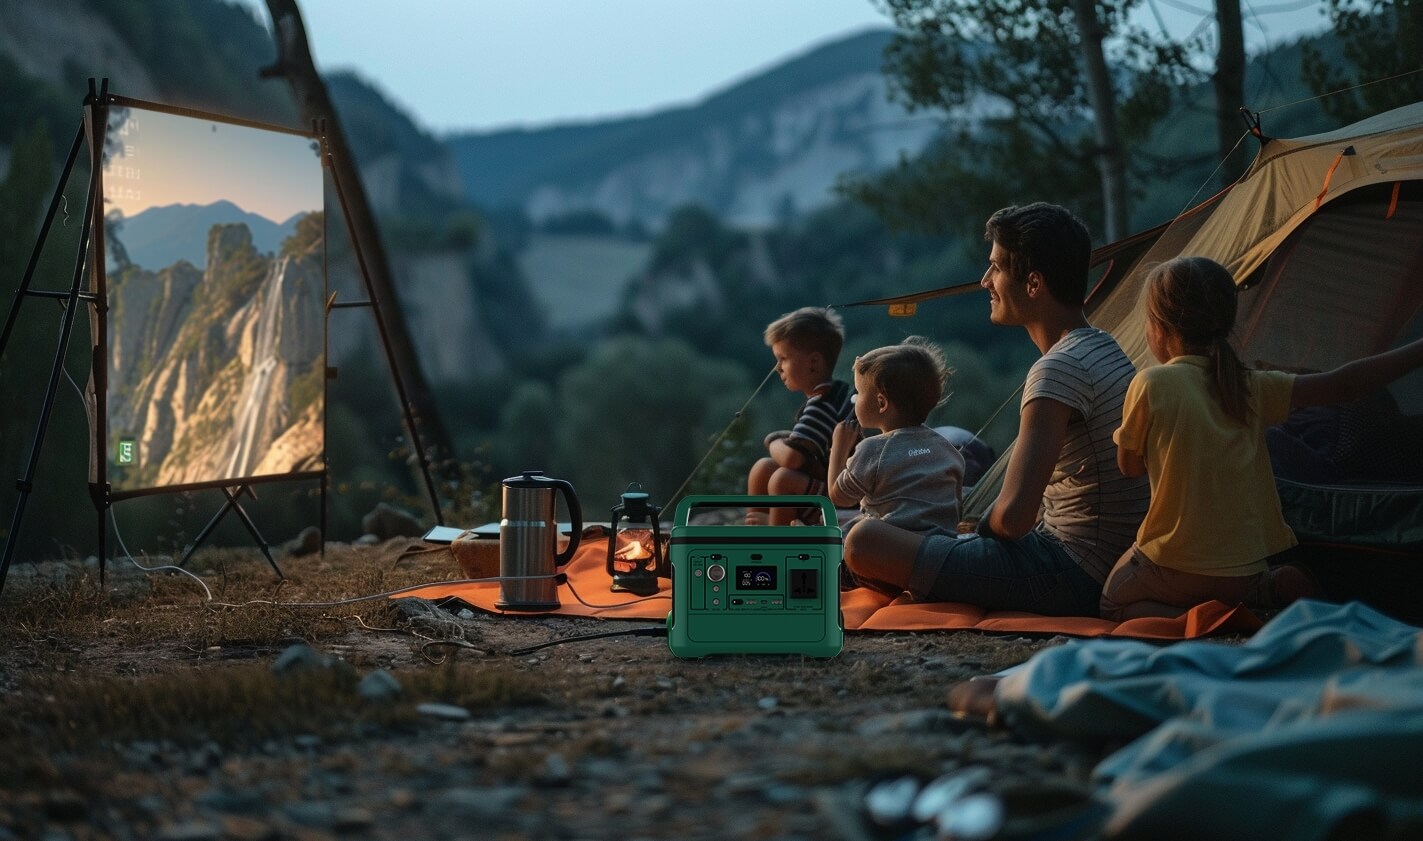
(667, 495), (843, 658)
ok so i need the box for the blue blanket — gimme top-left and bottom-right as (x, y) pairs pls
(995, 600), (1423, 840)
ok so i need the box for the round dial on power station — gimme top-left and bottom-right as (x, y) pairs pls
(707, 563), (726, 582)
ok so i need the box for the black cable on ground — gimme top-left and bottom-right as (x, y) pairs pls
(506, 626), (668, 657)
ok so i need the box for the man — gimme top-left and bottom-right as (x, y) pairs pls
(842, 203), (1149, 616)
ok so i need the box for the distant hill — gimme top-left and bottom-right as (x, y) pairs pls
(113, 200), (300, 270)
(447, 28), (940, 228)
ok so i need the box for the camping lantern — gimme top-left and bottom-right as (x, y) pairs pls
(606, 483), (665, 596)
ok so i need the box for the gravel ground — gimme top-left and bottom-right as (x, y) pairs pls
(0, 546), (1105, 841)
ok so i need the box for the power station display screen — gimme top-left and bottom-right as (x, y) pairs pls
(99, 103), (325, 493)
(736, 565), (778, 590)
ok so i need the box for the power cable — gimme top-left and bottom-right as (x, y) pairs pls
(506, 626), (668, 657)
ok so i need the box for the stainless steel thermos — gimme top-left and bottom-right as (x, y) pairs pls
(495, 471), (582, 610)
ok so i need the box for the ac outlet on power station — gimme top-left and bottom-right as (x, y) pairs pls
(790, 568), (818, 599)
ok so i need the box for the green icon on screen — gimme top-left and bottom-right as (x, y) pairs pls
(117, 438), (136, 465)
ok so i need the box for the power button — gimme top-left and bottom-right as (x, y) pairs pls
(707, 564), (726, 582)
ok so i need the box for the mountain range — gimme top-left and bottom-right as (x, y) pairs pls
(113, 200), (304, 270)
(445, 29), (940, 228)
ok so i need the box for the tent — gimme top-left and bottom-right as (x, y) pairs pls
(965, 101), (1423, 611)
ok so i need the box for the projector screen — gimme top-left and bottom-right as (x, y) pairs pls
(100, 102), (325, 495)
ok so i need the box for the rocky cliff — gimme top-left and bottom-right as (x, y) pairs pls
(107, 218), (325, 491)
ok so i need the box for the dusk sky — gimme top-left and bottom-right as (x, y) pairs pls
(103, 104), (323, 222)
(232, 0), (1331, 135)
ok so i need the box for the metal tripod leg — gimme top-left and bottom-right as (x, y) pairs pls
(177, 486), (284, 580)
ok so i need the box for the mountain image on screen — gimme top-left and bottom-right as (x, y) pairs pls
(113, 200), (306, 270)
(106, 213), (325, 491)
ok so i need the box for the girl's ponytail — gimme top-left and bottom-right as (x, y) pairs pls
(1207, 333), (1250, 425)
(1148, 256), (1251, 425)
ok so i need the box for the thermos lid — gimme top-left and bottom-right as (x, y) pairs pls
(503, 470), (552, 488)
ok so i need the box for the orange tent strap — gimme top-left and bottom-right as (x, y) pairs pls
(1387, 181), (1401, 219)
(1314, 150), (1347, 210)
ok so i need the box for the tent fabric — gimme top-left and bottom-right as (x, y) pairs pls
(1278, 477), (1423, 548)
(992, 599), (1423, 840)
(393, 540), (1262, 640)
(1090, 100), (1423, 386)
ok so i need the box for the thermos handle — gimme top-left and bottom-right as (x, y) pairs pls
(553, 479), (582, 565)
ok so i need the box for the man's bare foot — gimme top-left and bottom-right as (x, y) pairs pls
(945, 675), (1001, 727)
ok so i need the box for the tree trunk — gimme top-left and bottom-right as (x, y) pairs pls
(1071, 0), (1129, 242)
(1214, 0), (1248, 185)
(260, 0), (455, 483)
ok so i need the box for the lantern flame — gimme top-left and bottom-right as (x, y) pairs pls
(615, 537), (652, 561)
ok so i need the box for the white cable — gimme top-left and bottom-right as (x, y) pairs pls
(208, 572), (559, 610)
(109, 507), (214, 602)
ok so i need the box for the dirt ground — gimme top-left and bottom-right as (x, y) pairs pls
(0, 540), (1104, 841)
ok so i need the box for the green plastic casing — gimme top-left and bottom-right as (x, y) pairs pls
(666, 495), (843, 658)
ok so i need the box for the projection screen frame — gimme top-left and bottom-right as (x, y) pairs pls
(94, 93), (328, 504)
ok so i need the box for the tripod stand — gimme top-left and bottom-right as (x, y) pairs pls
(0, 82), (105, 594)
(176, 485), (283, 579)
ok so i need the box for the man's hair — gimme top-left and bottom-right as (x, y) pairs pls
(854, 336), (951, 426)
(984, 202), (1092, 307)
(763, 306), (844, 368)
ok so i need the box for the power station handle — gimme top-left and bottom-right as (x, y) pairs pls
(673, 495), (835, 527)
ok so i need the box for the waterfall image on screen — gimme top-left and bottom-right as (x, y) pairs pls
(101, 105), (325, 493)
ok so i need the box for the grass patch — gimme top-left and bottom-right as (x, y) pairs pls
(0, 541), (539, 790)
(0, 542), (465, 652)
(782, 744), (942, 785)
(0, 659), (542, 789)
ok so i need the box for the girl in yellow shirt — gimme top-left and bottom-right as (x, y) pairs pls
(1102, 256), (1423, 619)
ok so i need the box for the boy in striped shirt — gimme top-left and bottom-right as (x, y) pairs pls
(747, 306), (855, 525)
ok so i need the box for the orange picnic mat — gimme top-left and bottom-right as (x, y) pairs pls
(395, 541), (1262, 640)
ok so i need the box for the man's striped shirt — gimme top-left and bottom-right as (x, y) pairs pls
(1022, 328), (1150, 582)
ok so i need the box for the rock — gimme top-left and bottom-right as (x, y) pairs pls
(534, 753), (573, 787)
(153, 821), (221, 841)
(293, 734), (323, 751)
(357, 669), (402, 702)
(195, 788), (265, 814)
(610, 675), (627, 692)
(272, 644), (333, 676)
(355, 534), (381, 546)
(186, 741), (223, 772)
(765, 784), (803, 804)
(935, 792), (1004, 841)
(283, 801), (335, 829)
(856, 709), (970, 736)
(286, 526), (322, 557)
(417, 702), (471, 722)
(43, 790), (87, 821)
(757, 696), (779, 711)
(388, 788), (419, 810)
(218, 816), (275, 841)
(428, 786), (526, 819)
(361, 503), (423, 539)
(332, 806), (373, 832)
